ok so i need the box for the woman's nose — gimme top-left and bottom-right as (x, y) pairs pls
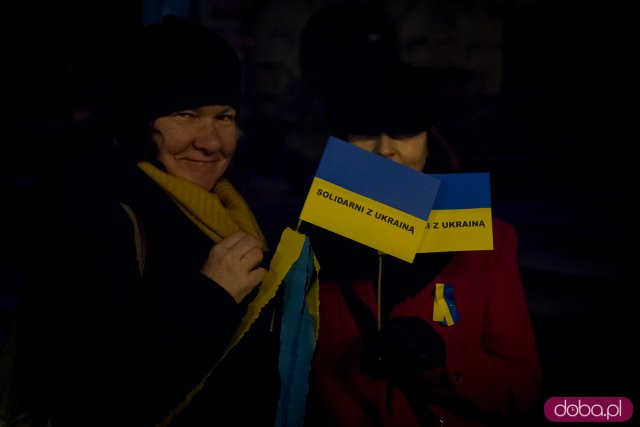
(375, 134), (394, 158)
(193, 120), (221, 153)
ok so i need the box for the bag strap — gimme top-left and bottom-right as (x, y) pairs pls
(120, 202), (146, 275)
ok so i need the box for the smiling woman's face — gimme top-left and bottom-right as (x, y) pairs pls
(151, 105), (238, 191)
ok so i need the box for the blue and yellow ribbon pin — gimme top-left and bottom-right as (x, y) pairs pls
(433, 283), (460, 326)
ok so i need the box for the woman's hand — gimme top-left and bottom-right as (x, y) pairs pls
(200, 230), (267, 303)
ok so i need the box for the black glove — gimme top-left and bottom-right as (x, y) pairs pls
(359, 316), (447, 427)
(376, 316), (446, 377)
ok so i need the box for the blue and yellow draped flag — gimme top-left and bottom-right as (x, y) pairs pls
(418, 172), (493, 253)
(275, 228), (320, 427)
(300, 137), (440, 262)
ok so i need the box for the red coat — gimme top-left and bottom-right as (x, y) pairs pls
(307, 219), (543, 427)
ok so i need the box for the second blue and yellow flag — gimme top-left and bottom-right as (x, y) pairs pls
(419, 172), (493, 252)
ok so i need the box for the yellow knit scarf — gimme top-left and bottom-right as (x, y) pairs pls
(138, 161), (267, 249)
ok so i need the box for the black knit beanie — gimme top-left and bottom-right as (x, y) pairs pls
(109, 15), (242, 160)
(299, 2), (401, 99)
(325, 62), (437, 139)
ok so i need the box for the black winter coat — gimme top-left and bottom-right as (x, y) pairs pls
(16, 142), (280, 427)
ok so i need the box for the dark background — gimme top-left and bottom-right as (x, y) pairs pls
(0, 0), (636, 425)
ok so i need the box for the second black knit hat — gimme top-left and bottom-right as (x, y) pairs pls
(325, 62), (437, 139)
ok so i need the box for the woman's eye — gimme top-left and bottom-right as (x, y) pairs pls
(348, 134), (374, 142)
(171, 111), (196, 118)
(217, 114), (236, 122)
(389, 132), (421, 139)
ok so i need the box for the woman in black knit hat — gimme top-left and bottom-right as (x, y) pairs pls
(12, 15), (280, 427)
(303, 62), (543, 427)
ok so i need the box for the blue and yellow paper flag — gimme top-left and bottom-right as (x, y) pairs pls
(419, 172), (493, 253)
(300, 137), (440, 262)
